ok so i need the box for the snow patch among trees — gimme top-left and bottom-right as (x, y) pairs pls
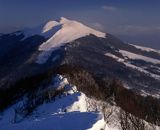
(0, 75), (109, 130)
(119, 50), (160, 64)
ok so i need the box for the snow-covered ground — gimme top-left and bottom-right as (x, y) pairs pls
(0, 75), (113, 130)
(0, 75), (160, 130)
(131, 44), (160, 55)
(31, 17), (106, 64)
(39, 17), (106, 51)
(105, 53), (160, 81)
(119, 50), (160, 64)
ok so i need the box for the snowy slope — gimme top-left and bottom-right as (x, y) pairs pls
(1, 75), (159, 130)
(131, 44), (160, 55)
(23, 21), (61, 39)
(39, 17), (106, 51)
(105, 52), (160, 82)
(24, 17), (105, 51)
(27, 17), (106, 64)
(0, 100), (105, 130)
(119, 50), (160, 64)
(42, 21), (60, 33)
(0, 75), (111, 130)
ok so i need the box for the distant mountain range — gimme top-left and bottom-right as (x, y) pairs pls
(0, 17), (159, 96)
(0, 17), (160, 130)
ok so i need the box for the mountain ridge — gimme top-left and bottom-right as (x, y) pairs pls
(0, 17), (160, 130)
(0, 18), (160, 96)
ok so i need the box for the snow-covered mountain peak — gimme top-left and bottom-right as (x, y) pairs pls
(42, 20), (60, 33)
(39, 17), (106, 51)
(24, 17), (106, 52)
(24, 17), (106, 64)
(59, 17), (71, 23)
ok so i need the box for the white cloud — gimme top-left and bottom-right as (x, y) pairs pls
(102, 5), (117, 11)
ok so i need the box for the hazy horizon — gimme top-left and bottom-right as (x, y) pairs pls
(0, 0), (160, 49)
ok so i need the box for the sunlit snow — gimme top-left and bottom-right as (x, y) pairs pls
(0, 75), (110, 130)
(39, 17), (106, 51)
(119, 50), (160, 64)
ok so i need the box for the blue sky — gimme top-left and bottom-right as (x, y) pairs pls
(0, 0), (160, 48)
